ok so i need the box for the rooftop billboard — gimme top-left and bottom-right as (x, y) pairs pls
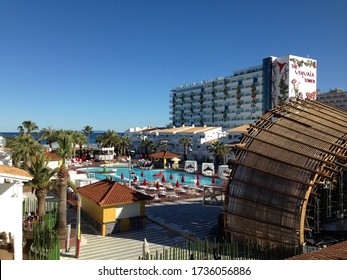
(271, 55), (317, 107)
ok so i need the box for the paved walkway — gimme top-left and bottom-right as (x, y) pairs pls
(61, 198), (222, 260)
(146, 199), (223, 240)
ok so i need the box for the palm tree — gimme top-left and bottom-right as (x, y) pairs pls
(17, 126), (25, 136)
(39, 126), (57, 150)
(140, 138), (153, 157)
(54, 133), (73, 238)
(23, 154), (59, 216)
(215, 144), (231, 165)
(208, 141), (231, 165)
(119, 136), (132, 156)
(70, 131), (86, 158)
(18, 120), (39, 135)
(83, 125), (93, 154)
(9, 134), (43, 167)
(179, 137), (191, 161)
(97, 130), (119, 148)
(113, 135), (123, 156)
(208, 141), (221, 164)
(148, 142), (158, 154)
(159, 140), (168, 151)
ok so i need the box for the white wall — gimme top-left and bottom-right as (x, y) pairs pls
(0, 150), (12, 166)
(0, 136), (6, 147)
(115, 203), (140, 219)
(0, 182), (23, 260)
(47, 160), (59, 170)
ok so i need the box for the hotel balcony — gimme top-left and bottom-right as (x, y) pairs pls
(214, 83), (224, 90)
(215, 90), (225, 97)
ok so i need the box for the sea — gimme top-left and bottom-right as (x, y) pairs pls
(0, 131), (124, 145)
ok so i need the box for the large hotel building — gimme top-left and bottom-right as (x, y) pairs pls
(170, 54), (317, 129)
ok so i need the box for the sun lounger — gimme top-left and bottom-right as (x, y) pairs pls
(164, 184), (174, 190)
(187, 189), (196, 195)
(202, 170), (214, 176)
(145, 164), (154, 170)
(158, 191), (167, 197)
(184, 168), (195, 173)
(166, 192), (179, 198)
(74, 162), (83, 167)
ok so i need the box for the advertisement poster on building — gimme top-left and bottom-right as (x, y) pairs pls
(272, 55), (317, 107)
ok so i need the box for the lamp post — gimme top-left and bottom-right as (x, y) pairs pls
(75, 194), (81, 258)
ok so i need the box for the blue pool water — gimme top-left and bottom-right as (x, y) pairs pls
(77, 167), (221, 185)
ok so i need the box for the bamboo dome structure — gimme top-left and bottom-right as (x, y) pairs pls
(223, 99), (347, 247)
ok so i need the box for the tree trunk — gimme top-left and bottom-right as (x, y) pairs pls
(35, 188), (47, 217)
(55, 165), (68, 238)
(55, 179), (67, 237)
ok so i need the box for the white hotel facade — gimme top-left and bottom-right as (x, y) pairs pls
(126, 54), (317, 163)
(170, 54), (317, 129)
(125, 124), (250, 164)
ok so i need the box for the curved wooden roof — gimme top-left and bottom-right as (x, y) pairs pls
(224, 99), (347, 247)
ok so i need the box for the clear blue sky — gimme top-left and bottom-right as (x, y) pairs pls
(1, 0), (346, 132)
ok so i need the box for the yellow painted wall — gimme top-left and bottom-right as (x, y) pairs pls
(80, 198), (148, 236)
(101, 224), (106, 236)
(80, 195), (103, 222)
(103, 205), (116, 223)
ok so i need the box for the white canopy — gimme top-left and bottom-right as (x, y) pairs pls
(202, 162), (215, 176)
(184, 160), (197, 173)
(217, 165), (231, 179)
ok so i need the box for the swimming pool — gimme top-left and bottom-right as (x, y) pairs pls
(77, 167), (221, 185)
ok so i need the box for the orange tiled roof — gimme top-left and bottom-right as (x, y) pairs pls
(77, 179), (153, 206)
(44, 151), (62, 161)
(288, 240), (347, 260)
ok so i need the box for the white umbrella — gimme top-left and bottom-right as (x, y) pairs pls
(142, 238), (150, 259)
(171, 157), (181, 162)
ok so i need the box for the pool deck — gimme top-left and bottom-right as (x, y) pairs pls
(69, 159), (227, 204)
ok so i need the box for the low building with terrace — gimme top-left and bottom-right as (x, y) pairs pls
(77, 179), (153, 236)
